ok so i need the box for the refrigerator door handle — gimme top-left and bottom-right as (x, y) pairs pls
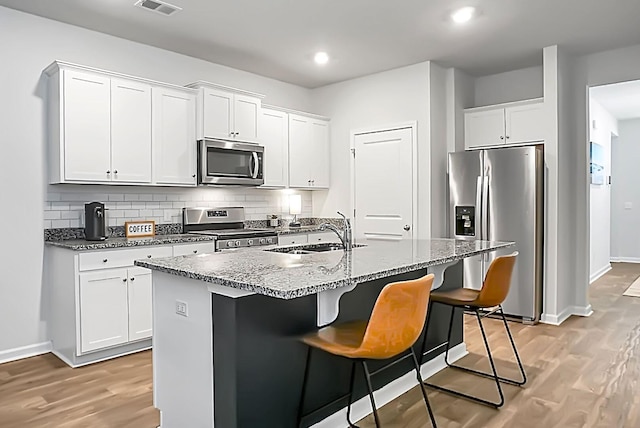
(476, 176), (483, 240)
(482, 174), (490, 260)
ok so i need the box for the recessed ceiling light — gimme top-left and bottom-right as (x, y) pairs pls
(451, 6), (475, 24)
(314, 52), (330, 65)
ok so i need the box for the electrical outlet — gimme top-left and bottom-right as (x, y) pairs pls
(175, 300), (188, 317)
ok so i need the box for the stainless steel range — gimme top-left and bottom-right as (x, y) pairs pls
(183, 207), (277, 251)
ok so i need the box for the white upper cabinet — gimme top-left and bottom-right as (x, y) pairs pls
(111, 78), (152, 183)
(260, 108), (289, 187)
(152, 86), (197, 186)
(464, 99), (545, 150)
(62, 69), (112, 182)
(288, 113), (330, 189)
(188, 81), (264, 144)
(45, 61), (197, 186)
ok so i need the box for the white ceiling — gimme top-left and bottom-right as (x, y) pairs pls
(591, 80), (640, 120)
(2, 0), (640, 88)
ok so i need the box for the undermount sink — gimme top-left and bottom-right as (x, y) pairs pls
(266, 242), (367, 255)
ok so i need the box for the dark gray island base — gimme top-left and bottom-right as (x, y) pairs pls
(140, 239), (513, 428)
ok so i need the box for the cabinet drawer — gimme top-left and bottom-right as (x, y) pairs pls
(278, 234), (308, 246)
(307, 231), (341, 243)
(173, 242), (215, 256)
(78, 246), (172, 271)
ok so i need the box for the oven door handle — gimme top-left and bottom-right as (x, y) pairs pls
(251, 152), (260, 179)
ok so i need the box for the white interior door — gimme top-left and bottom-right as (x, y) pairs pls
(353, 127), (414, 241)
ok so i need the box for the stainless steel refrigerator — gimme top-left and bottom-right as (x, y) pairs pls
(448, 145), (544, 323)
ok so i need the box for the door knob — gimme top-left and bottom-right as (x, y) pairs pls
(403, 225), (411, 231)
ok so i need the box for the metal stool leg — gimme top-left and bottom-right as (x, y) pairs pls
(361, 361), (381, 427)
(424, 307), (506, 408)
(297, 346), (312, 427)
(420, 300), (435, 361)
(346, 360), (359, 428)
(498, 305), (527, 385)
(410, 348), (438, 427)
(443, 305), (456, 367)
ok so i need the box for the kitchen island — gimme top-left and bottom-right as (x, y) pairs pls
(136, 238), (513, 428)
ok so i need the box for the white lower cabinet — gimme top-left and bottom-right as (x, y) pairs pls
(278, 231), (341, 246)
(127, 267), (153, 342)
(47, 241), (214, 367)
(79, 266), (153, 353)
(79, 269), (130, 353)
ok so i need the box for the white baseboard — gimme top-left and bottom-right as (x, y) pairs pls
(590, 264), (612, 284)
(311, 343), (467, 428)
(540, 304), (593, 326)
(0, 341), (52, 365)
(610, 257), (640, 264)
(540, 306), (573, 326)
(571, 305), (593, 317)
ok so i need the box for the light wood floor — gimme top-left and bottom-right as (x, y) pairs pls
(1, 263), (639, 428)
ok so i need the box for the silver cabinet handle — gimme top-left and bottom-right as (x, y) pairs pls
(403, 225), (411, 231)
(130, 277), (135, 281)
(147, 255), (152, 258)
(122, 278), (127, 282)
(229, 132), (234, 137)
(500, 136), (504, 140)
(106, 170), (111, 174)
(192, 174), (196, 178)
(193, 250), (198, 254)
(506, 135), (510, 139)
(114, 170), (118, 174)
(103, 259), (108, 263)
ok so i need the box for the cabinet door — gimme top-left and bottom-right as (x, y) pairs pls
(260, 108), (288, 187)
(111, 78), (152, 183)
(288, 114), (312, 188)
(310, 119), (330, 188)
(172, 242), (216, 256)
(202, 88), (234, 140)
(152, 87), (197, 186)
(233, 94), (261, 143)
(505, 102), (545, 144)
(127, 267), (153, 342)
(63, 69), (111, 181)
(464, 109), (505, 149)
(79, 269), (129, 353)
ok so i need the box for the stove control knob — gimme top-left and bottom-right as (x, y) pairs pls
(227, 241), (234, 247)
(259, 238), (266, 245)
(247, 239), (254, 246)
(235, 240), (241, 247)
(266, 237), (274, 244)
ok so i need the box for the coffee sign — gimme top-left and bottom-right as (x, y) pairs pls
(125, 220), (155, 238)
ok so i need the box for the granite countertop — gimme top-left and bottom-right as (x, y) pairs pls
(135, 239), (514, 299)
(45, 234), (216, 251)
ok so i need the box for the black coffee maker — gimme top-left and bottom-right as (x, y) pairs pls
(85, 202), (107, 241)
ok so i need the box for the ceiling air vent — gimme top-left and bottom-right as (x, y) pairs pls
(135, 0), (182, 16)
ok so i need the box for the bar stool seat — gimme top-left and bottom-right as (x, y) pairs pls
(421, 252), (526, 409)
(297, 274), (438, 428)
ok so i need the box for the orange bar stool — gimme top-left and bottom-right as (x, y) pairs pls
(297, 274), (437, 428)
(421, 252), (526, 408)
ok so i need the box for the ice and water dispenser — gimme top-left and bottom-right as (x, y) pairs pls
(455, 206), (475, 237)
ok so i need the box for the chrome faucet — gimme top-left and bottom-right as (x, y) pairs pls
(319, 211), (353, 251)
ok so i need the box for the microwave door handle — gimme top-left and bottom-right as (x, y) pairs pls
(251, 152), (259, 179)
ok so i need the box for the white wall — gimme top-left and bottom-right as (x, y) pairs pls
(309, 62), (432, 239)
(611, 119), (640, 262)
(571, 43), (640, 314)
(474, 65), (544, 107)
(0, 6), (313, 357)
(588, 98), (618, 281)
(429, 63), (449, 238)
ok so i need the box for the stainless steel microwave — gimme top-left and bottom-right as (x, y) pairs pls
(198, 139), (264, 186)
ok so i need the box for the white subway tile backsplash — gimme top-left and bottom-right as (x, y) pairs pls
(45, 188), (313, 228)
(52, 219), (71, 228)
